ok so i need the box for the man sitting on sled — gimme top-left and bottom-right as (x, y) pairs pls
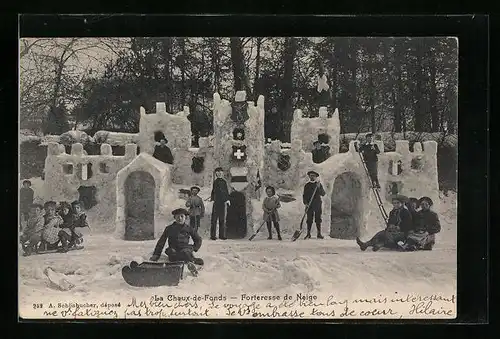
(355, 195), (413, 251)
(150, 208), (204, 275)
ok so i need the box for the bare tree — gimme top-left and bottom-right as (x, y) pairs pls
(19, 37), (127, 132)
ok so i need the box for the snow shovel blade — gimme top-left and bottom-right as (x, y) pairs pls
(291, 229), (302, 242)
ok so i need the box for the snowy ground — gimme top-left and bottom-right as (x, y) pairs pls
(19, 177), (457, 319)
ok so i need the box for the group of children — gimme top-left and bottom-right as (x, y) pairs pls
(356, 195), (441, 252)
(20, 199), (88, 255)
(180, 167), (285, 241)
(149, 167), (287, 274)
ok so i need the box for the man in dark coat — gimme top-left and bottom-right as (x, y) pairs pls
(209, 167), (230, 240)
(356, 195), (413, 251)
(20, 180), (34, 228)
(153, 138), (174, 164)
(302, 171), (326, 239)
(311, 141), (323, 164)
(150, 208), (204, 275)
(358, 133), (381, 188)
(399, 196), (441, 251)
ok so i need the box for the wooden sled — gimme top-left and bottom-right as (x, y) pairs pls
(122, 261), (186, 287)
(24, 245), (85, 256)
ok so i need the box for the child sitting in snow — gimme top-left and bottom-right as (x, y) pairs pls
(41, 201), (69, 252)
(58, 201), (73, 227)
(398, 196), (441, 251)
(20, 204), (45, 255)
(59, 201), (87, 248)
(150, 208), (204, 276)
(185, 186), (205, 232)
(262, 186), (282, 240)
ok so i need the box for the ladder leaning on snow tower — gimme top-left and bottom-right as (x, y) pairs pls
(354, 141), (389, 226)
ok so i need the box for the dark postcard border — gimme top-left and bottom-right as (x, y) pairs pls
(8, 14), (488, 332)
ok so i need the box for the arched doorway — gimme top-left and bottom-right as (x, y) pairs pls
(225, 191), (247, 239)
(124, 171), (155, 241)
(330, 172), (363, 239)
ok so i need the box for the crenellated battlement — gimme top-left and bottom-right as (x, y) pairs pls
(347, 138), (439, 210)
(43, 142), (138, 224)
(47, 142), (138, 159)
(263, 139), (309, 190)
(44, 142), (137, 184)
(291, 106), (341, 155)
(395, 140), (437, 156)
(212, 91), (265, 127)
(138, 103), (192, 154)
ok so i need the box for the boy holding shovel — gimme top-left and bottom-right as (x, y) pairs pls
(302, 171), (326, 239)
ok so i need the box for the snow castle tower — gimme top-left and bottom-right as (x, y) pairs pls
(211, 91), (265, 239)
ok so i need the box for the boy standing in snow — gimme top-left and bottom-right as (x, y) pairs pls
(263, 186), (282, 240)
(150, 208), (203, 275)
(20, 204), (45, 255)
(358, 133), (381, 189)
(302, 171), (326, 239)
(20, 180), (34, 229)
(186, 186), (205, 232)
(209, 167), (230, 240)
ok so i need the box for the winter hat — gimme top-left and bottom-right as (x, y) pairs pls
(391, 195), (408, 203)
(418, 196), (434, 206)
(307, 171), (319, 177)
(190, 186), (200, 192)
(172, 208), (189, 216)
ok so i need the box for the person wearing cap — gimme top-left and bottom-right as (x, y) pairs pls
(152, 135), (174, 164)
(209, 167), (230, 240)
(358, 133), (381, 189)
(302, 170), (326, 239)
(311, 141), (323, 164)
(356, 195), (413, 251)
(186, 186), (205, 232)
(399, 196), (441, 251)
(150, 208), (203, 271)
(20, 180), (34, 229)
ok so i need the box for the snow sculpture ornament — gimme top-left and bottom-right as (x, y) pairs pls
(232, 146), (247, 162)
(231, 101), (249, 124)
(191, 156), (205, 173)
(230, 166), (249, 191)
(277, 154), (291, 171)
(233, 127), (245, 141)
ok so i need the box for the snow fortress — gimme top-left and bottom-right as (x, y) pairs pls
(42, 91), (439, 241)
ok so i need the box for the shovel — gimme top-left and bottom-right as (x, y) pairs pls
(291, 182), (320, 242)
(248, 215), (271, 241)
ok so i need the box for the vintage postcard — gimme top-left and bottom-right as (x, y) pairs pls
(19, 36), (457, 320)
